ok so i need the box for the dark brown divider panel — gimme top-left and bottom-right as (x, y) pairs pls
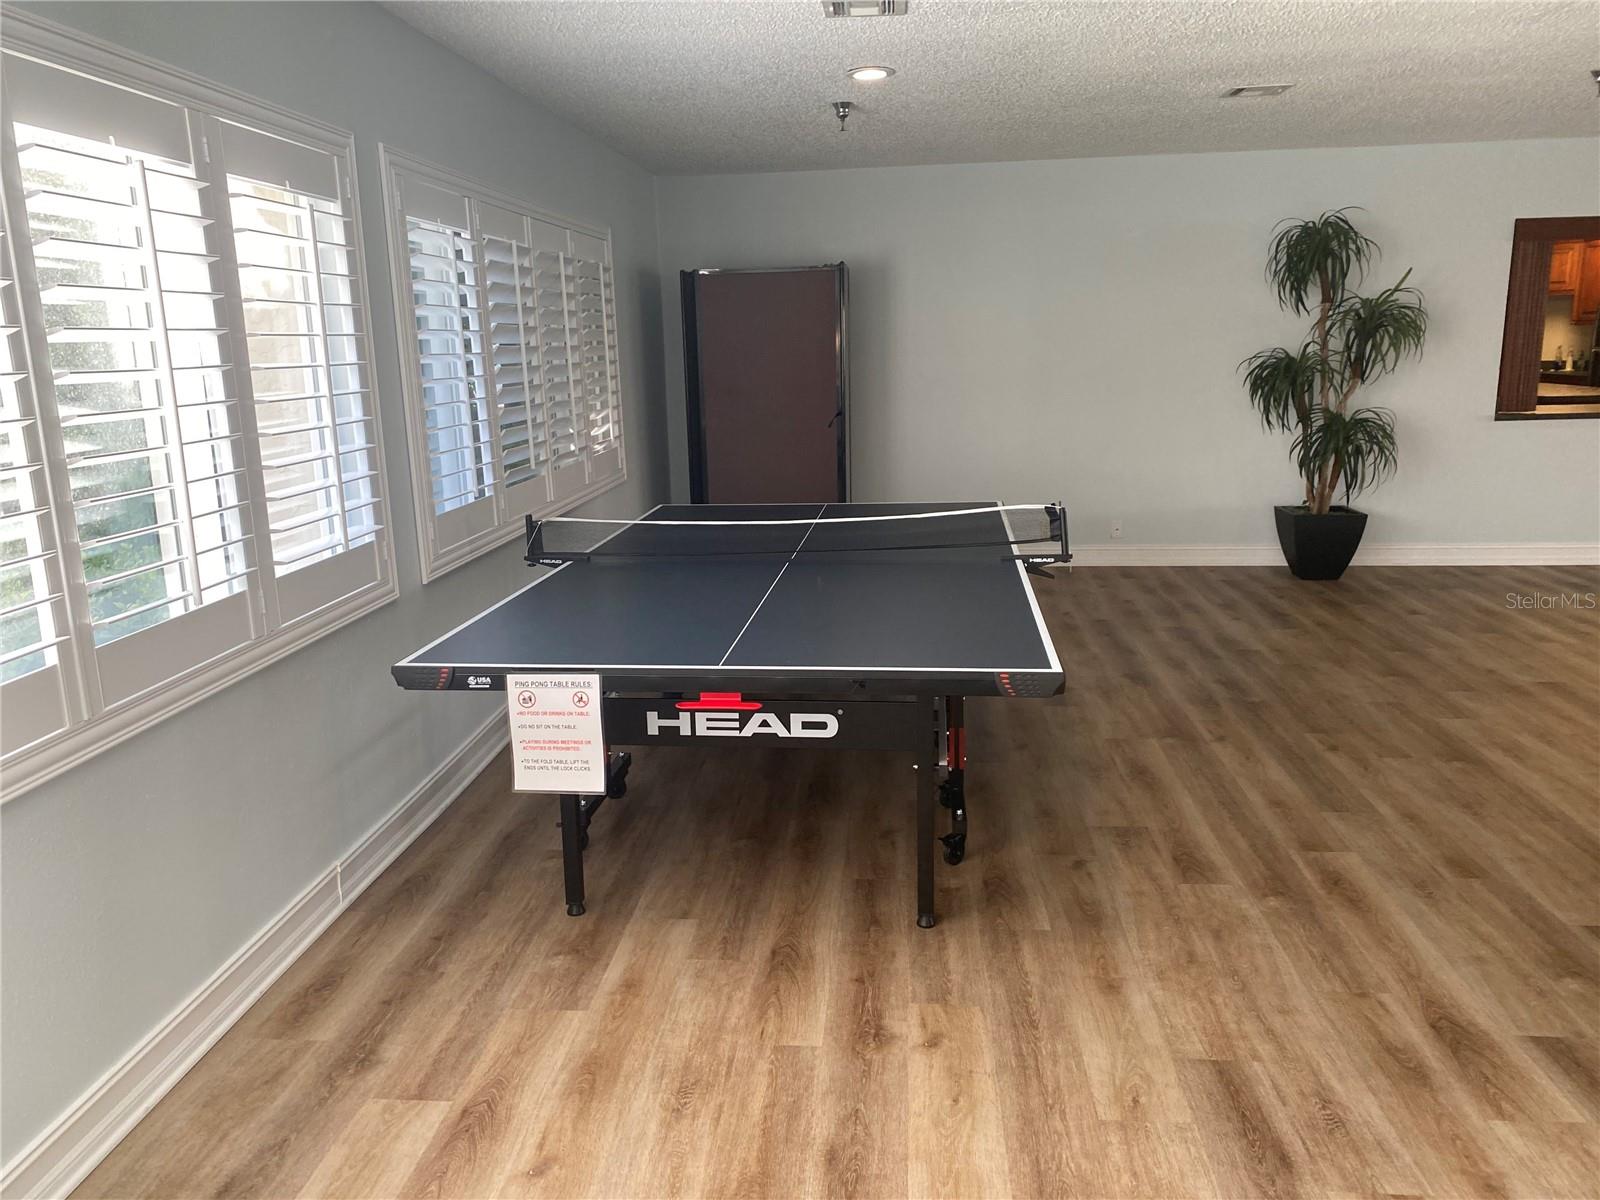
(682, 265), (848, 503)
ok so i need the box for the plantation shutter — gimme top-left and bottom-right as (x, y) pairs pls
(398, 175), (499, 556)
(570, 230), (622, 486)
(476, 202), (547, 520)
(383, 151), (628, 579)
(213, 118), (384, 623)
(0, 171), (78, 754)
(1, 54), (191, 164)
(527, 218), (587, 504)
(0, 23), (396, 790)
(8, 62), (257, 706)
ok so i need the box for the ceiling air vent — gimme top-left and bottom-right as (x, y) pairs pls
(1221, 84), (1295, 99)
(823, 1), (907, 16)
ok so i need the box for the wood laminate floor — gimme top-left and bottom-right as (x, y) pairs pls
(76, 567), (1599, 1199)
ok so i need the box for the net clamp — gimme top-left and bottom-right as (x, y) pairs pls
(525, 515), (590, 567)
(1007, 500), (1072, 572)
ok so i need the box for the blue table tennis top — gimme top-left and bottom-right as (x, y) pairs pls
(392, 502), (1062, 697)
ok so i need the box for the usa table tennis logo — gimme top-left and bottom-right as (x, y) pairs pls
(644, 693), (839, 740)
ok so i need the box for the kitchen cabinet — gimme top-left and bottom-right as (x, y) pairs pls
(1573, 239), (1600, 324)
(1550, 240), (1582, 294)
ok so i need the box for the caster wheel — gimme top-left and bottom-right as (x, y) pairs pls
(566, 902), (586, 917)
(917, 914), (936, 929)
(578, 829), (590, 851)
(944, 845), (965, 865)
(606, 752), (633, 799)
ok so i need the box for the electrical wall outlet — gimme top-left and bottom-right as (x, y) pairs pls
(1110, 520), (1124, 540)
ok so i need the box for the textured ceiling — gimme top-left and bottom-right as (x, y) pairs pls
(385, 0), (1600, 174)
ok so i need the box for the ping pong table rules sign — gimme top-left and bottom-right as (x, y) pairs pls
(506, 674), (607, 794)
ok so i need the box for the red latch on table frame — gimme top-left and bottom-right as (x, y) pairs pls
(676, 692), (762, 711)
(948, 726), (967, 769)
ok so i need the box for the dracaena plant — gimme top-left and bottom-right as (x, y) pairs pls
(1242, 209), (1426, 514)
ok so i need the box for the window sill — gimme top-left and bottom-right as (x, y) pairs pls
(419, 468), (630, 584)
(0, 578), (398, 803)
(1495, 404), (1600, 421)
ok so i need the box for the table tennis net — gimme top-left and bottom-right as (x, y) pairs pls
(525, 504), (1070, 565)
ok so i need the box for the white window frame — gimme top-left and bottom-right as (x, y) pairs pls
(0, 12), (398, 799)
(378, 146), (627, 583)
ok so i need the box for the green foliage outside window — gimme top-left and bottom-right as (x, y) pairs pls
(2, 163), (184, 676)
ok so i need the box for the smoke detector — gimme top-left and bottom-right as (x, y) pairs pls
(823, 1), (907, 16)
(1221, 84), (1295, 99)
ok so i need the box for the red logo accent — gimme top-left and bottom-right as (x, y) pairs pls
(676, 691), (762, 711)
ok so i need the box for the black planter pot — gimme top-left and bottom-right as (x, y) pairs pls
(1273, 505), (1369, 580)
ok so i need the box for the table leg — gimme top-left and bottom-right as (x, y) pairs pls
(916, 706), (937, 929)
(940, 694), (967, 865)
(560, 793), (586, 916)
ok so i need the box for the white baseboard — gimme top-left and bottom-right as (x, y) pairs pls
(1070, 544), (1280, 566)
(1354, 543), (1599, 566)
(1069, 543), (1600, 566)
(0, 712), (508, 1200)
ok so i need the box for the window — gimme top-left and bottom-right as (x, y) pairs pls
(380, 148), (626, 580)
(1494, 217), (1600, 420)
(0, 20), (395, 793)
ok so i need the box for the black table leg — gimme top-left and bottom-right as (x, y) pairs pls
(939, 694), (967, 865)
(560, 793), (586, 916)
(916, 703), (937, 929)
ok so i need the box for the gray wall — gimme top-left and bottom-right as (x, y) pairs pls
(657, 140), (1600, 549)
(0, 2), (667, 1158)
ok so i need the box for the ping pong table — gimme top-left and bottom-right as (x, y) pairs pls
(392, 502), (1066, 928)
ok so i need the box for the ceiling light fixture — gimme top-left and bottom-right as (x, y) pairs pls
(823, 1), (907, 16)
(848, 65), (896, 82)
(1221, 84), (1295, 99)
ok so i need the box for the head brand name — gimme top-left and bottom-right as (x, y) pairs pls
(645, 710), (839, 739)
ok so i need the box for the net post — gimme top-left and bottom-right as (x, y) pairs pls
(1048, 502), (1072, 564)
(523, 515), (543, 567)
(525, 517), (587, 567)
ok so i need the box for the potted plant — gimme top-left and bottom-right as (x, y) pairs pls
(1242, 209), (1428, 579)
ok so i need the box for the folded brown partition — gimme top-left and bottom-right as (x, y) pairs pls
(681, 264), (848, 503)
